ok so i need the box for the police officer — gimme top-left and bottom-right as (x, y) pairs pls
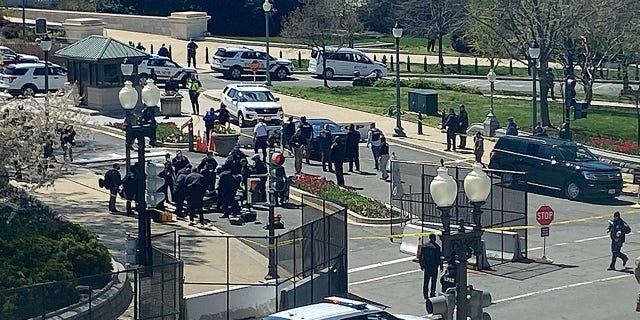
(439, 264), (456, 293)
(281, 116), (296, 153)
(173, 165), (191, 218)
(366, 123), (384, 170)
(254, 118), (269, 162)
(185, 168), (206, 226)
(217, 166), (240, 218)
(297, 116), (314, 164)
(198, 151), (218, 190)
(171, 150), (190, 173)
(186, 74), (203, 115)
(419, 234), (443, 299)
(159, 153), (175, 204)
(216, 104), (230, 127)
(319, 124), (333, 172)
(104, 163), (122, 213)
(443, 108), (458, 152)
(187, 38), (198, 68)
(251, 153), (268, 201)
(330, 136), (346, 186)
(290, 129), (307, 174)
(121, 163), (139, 216)
(157, 43), (170, 57)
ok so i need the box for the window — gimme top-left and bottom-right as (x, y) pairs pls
(356, 54), (370, 63)
(102, 64), (121, 86)
(215, 49), (237, 58)
(33, 67), (46, 76)
(525, 143), (540, 156)
(164, 60), (178, 68)
(147, 59), (159, 67)
(228, 89), (237, 98)
(52, 67), (67, 76)
(241, 52), (258, 59)
(365, 311), (399, 320)
(237, 91), (275, 102)
(538, 145), (557, 159)
(311, 49), (319, 59)
(2, 67), (27, 76)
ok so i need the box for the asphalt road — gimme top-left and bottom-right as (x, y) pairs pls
(75, 130), (640, 320)
(198, 71), (625, 96)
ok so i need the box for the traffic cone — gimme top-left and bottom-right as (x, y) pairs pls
(414, 236), (422, 262)
(195, 136), (202, 152)
(209, 135), (215, 152)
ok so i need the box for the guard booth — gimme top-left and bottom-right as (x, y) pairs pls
(55, 35), (148, 113)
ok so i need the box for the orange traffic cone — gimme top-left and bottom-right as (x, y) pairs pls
(208, 135), (215, 152)
(414, 236), (422, 262)
(195, 136), (202, 151)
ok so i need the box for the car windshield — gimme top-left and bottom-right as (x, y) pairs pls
(311, 122), (342, 132)
(555, 145), (598, 161)
(236, 91), (276, 102)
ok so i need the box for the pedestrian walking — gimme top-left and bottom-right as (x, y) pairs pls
(473, 132), (484, 164)
(186, 74), (203, 115)
(216, 104), (230, 127)
(330, 136), (346, 186)
(253, 119), (269, 162)
(185, 169), (206, 226)
(171, 150), (190, 173)
(345, 124), (361, 172)
(187, 38), (198, 68)
(173, 165), (191, 218)
(290, 129), (307, 174)
(419, 234), (443, 299)
(297, 116), (314, 164)
(378, 137), (390, 180)
(457, 104), (469, 149)
(366, 123), (384, 170)
(443, 108), (458, 151)
(104, 163), (122, 213)
(505, 117), (518, 136)
(203, 108), (217, 141)
(608, 211), (631, 270)
(157, 43), (170, 57)
(121, 163), (139, 216)
(281, 116), (296, 154)
(319, 124), (333, 172)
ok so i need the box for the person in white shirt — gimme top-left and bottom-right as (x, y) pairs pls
(253, 119), (269, 162)
(366, 123), (384, 170)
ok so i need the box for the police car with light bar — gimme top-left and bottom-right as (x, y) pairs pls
(263, 297), (428, 320)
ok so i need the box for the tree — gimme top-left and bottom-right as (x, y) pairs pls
(357, 0), (399, 34)
(0, 85), (83, 189)
(281, 0), (363, 87)
(397, 0), (467, 72)
(467, 0), (574, 127)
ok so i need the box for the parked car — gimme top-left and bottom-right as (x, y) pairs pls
(0, 63), (68, 97)
(0, 46), (39, 67)
(210, 47), (294, 80)
(292, 118), (347, 160)
(264, 296), (426, 320)
(488, 135), (622, 200)
(220, 83), (284, 127)
(137, 54), (196, 87)
(308, 47), (387, 79)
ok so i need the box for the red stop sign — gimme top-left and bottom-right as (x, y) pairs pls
(250, 60), (260, 72)
(536, 205), (554, 225)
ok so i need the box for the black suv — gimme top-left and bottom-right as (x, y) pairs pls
(488, 136), (622, 200)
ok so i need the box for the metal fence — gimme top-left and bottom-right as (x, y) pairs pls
(179, 193), (348, 319)
(390, 160), (528, 263)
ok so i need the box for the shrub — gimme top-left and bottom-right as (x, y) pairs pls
(156, 122), (188, 143)
(1, 23), (20, 39)
(373, 78), (483, 95)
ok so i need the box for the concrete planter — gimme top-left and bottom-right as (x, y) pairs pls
(160, 94), (183, 117)
(213, 133), (240, 157)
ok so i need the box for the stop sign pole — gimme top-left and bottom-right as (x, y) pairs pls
(536, 205), (554, 264)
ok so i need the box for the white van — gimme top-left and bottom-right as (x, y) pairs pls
(308, 47), (388, 79)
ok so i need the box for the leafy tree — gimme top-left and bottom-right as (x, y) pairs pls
(281, 0), (363, 87)
(357, 0), (399, 34)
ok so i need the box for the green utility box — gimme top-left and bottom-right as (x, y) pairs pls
(408, 90), (438, 116)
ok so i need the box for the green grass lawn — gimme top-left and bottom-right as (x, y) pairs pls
(271, 86), (638, 143)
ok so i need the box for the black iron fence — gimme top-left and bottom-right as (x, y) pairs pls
(179, 194), (348, 320)
(390, 160), (528, 263)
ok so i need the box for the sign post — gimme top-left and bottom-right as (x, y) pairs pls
(536, 205), (554, 263)
(250, 60), (260, 83)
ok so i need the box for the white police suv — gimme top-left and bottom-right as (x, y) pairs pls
(137, 54), (197, 87)
(264, 297), (428, 320)
(211, 47), (295, 80)
(220, 83), (284, 127)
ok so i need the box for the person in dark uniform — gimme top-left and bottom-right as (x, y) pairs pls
(216, 105), (230, 126)
(158, 153), (175, 206)
(251, 154), (268, 201)
(457, 104), (469, 149)
(608, 211), (631, 270)
(297, 116), (314, 164)
(171, 150), (190, 173)
(290, 129), (307, 174)
(186, 38), (198, 68)
(104, 163), (122, 213)
(439, 264), (456, 293)
(330, 136), (346, 186)
(198, 151), (218, 190)
(443, 108), (458, 152)
(185, 169), (206, 226)
(173, 165), (191, 218)
(281, 116), (296, 153)
(203, 108), (218, 142)
(345, 123), (361, 172)
(419, 234), (443, 299)
(157, 43), (170, 57)
(121, 163), (139, 216)
(217, 166), (240, 218)
(136, 42), (146, 51)
(319, 124), (333, 172)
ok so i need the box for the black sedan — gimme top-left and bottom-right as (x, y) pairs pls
(292, 118), (347, 160)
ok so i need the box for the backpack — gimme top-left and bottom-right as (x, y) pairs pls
(371, 129), (381, 142)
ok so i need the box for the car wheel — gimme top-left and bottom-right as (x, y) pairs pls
(21, 84), (37, 97)
(275, 68), (288, 80)
(138, 74), (149, 86)
(564, 180), (582, 200)
(230, 67), (243, 80)
(238, 113), (247, 127)
(374, 69), (383, 78)
(324, 68), (335, 79)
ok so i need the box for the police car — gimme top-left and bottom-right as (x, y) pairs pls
(137, 54), (197, 87)
(264, 297), (428, 320)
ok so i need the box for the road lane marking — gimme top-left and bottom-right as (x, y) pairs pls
(349, 269), (421, 286)
(493, 274), (631, 303)
(348, 256), (415, 273)
(574, 235), (609, 243)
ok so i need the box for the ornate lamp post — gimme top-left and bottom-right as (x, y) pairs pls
(529, 40), (541, 132)
(392, 22), (406, 137)
(39, 35), (52, 94)
(430, 162), (491, 320)
(483, 68), (499, 136)
(263, 0), (273, 86)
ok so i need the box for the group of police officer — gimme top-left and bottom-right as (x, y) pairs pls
(103, 145), (280, 226)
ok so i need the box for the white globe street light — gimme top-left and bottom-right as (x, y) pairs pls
(483, 68), (499, 136)
(463, 163), (491, 230)
(141, 79), (161, 107)
(429, 164), (457, 235)
(119, 81), (138, 110)
(529, 40), (540, 131)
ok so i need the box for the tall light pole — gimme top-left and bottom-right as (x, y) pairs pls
(529, 40), (541, 132)
(39, 34), (52, 94)
(392, 22), (406, 137)
(263, 0), (272, 86)
(22, 0), (26, 40)
(483, 68), (499, 136)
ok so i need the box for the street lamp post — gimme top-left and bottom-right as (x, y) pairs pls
(483, 68), (499, 136)
(529, 40), (541, 132)
(430, 162), (491, 320)
(118, 59), (160, 271)
(263, 0), (272, 86)
(39, 35), (52, 94)
(392, 22), (406, 137)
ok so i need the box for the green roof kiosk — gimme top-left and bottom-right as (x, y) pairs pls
(55, 35), (148, 113)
